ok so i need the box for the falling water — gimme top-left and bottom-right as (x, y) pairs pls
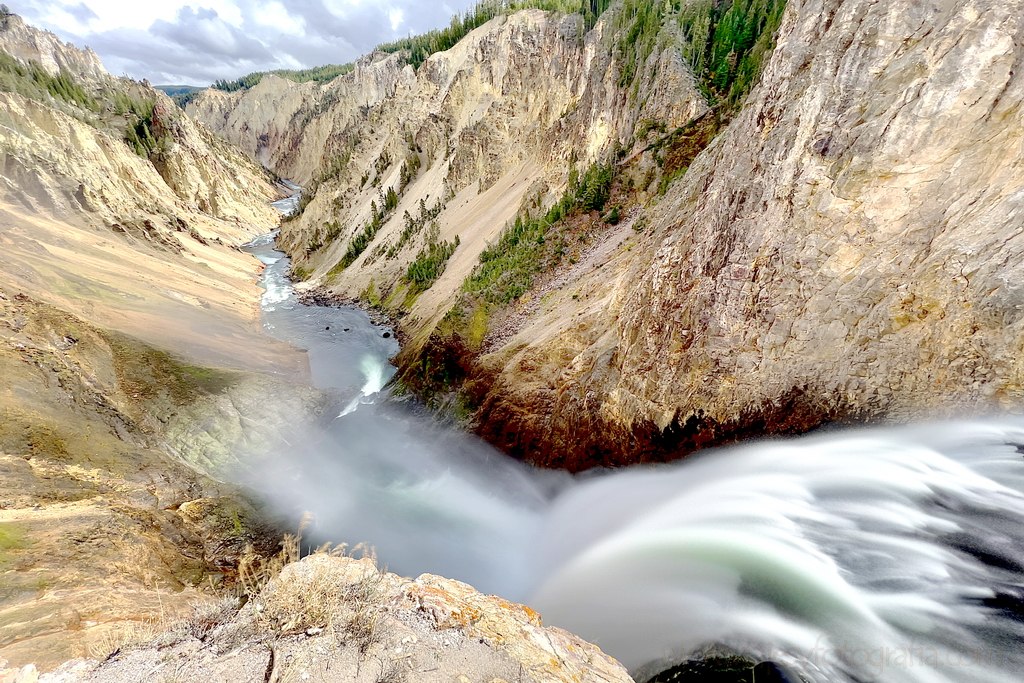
(241, 214), (1024, 682)
(530, 423), (1024, 682)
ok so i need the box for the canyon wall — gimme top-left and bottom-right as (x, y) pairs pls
(0, 13), (311, 668)
(189, 8), (706, 335)
(476, 0), (1024, 467)
(0, 10), (288, 363)
(191, 0), (1024, 470)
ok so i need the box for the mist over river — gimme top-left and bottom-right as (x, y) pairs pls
(239, 230), (1024, 683)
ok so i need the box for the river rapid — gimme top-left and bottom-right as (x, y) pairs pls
(240, 221), (1024, 683)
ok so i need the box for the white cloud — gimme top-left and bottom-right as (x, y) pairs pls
(253, 1), (305, 36)
(8, 0), (480, 84)
(388, 8), (404, 32)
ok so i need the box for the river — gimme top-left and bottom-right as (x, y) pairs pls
(240, 215), (1024, 683)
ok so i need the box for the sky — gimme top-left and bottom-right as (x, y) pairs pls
(9, 0), (479, 85)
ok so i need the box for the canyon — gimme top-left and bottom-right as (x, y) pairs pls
(190, 0), (1024, 470)
(2, 0), (1024, 681)
(0, 9), (635, 681)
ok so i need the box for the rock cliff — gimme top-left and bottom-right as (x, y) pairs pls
(0, 14), (312, 670)
(188, 7), (706, 327)
(473, 0), (1024, 467)
(33, 554), (633, 683)
(0, 12), (286, 360)
(0, 12), (105, 83)
(192, 0), (1024, 470)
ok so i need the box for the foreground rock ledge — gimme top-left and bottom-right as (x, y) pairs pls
(24, 554), (633, 683)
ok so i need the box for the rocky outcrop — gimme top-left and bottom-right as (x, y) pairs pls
(0, 13), (105, 83)
(37, 554), (633, 683)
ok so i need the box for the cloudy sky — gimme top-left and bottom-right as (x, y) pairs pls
(10, 0), (479, 85)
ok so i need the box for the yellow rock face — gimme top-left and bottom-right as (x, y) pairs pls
(195, 3), (1024, 469)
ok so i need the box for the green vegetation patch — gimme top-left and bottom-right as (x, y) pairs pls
(0, 523), (28, 552)
(328, 187), (401, 277)
(0, 522), (29, 569)
(105, 333), (239, 406)
(463, 161), (612, 305)
(213, 63), (355, 93)
(157, 85), (203, 109)
(113, 92), (166, 157)
(387, 199), (444, 259)
(611, 0), (665, 90)
(156, 85), (201, 97)
(679, 0), (787, 108)
(612, 0), (786, 108)
(405, 235), (460, 294)
(0, 50), (98, 111)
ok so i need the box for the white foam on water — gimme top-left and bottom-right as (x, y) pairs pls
(243, 197), (1024, 682)
(337, 355), (392, 417)
(528, 422), (1024, 682)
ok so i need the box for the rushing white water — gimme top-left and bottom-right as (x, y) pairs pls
(243, 214), (1024, 681)
(338, 355), (392, 417)
(270, 180), (302, 216)
(530, 423), (1024, 682)
(248, 230), (292, 310)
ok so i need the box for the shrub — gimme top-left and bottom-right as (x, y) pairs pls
(405, 236), (460, 293)
(387, 199), (443, 259)
(462, 160), (614, 304)
(329, 188), (403, 275)
(0, 51), (98, 111)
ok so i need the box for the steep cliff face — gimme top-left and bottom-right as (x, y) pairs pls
(0, 12), (278, 233)
(189, 8), (706, 332)
(0, 13), (105, 83)
(472, 0), (1024, 468)
(190, 0), (1024, 472)
(0, 15), (310, 670)
(0, 13), (287, 362)
(0, 92), (274, 241)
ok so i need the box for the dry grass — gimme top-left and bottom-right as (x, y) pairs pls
(374, 656), (409, 683)
(346, 593), (382, 655)
(85, 597), (241, 660)
(252, 548), (384, 637)
(165, 597), (240, 641)
(236, 517), (387, 653)
(91, 520), (392, 670)
(86, 620), (161, 660)
(237, 529), (303, 601)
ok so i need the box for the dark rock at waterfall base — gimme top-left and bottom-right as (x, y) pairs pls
(642, 655), (797, 683)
